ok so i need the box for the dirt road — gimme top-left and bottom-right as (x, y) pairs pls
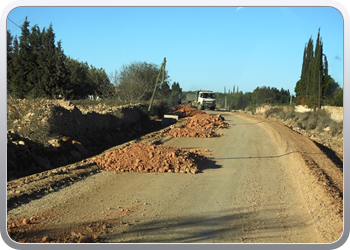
(7, 111), (343, 243)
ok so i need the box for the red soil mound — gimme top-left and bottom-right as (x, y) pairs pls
(93, 144), (209, 174)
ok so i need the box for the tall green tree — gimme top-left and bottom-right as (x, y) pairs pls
(7, 30), (14, 91)
(65, 58), (90, 98)
(7, 17), (121, 100)
(12, 17), (32, 98)
(28, 24), (44, 97)
(8, 35), (19, 94)
(88, 65), (114, 98)
(296, 29), (331, 107)
(333, 87), (343, 106)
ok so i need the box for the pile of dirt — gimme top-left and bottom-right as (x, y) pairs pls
(164, 113), (229, 138)
(94, 144), (209, 174)
(167, 104), (206, 117)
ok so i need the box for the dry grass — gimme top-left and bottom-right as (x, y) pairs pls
(266, 107), (342, 136)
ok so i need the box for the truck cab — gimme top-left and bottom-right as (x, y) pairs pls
(197, 91), (216, 110)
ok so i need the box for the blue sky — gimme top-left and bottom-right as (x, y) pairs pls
(7, 6), (344, 94)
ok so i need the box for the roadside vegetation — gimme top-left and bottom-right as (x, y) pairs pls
(7, 17), (183, 106)
(264, 107), (343, 136)
(7, 17), (185, 145)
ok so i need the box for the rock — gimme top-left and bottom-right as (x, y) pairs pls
(61, 136), (71, 142)
(71, 231), (79, 238)
(42, 235), (50, 242)
(48, 139), (61, 147)
(78, 236), (92, 243)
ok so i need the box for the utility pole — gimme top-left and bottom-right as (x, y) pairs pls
(148, 57), (166, 113)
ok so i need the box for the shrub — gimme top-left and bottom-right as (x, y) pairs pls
(306, 116), (317, 130)
(313, 109), (332, 131)
(295, 121), (304, 129)
(296, 112), (311, 122)
(316, 115), (332, 131)
(330, 121), (343, 136)
(276, 110), (286, 119)
(286, 111), (296, 120)
(265, 107), (282, 118)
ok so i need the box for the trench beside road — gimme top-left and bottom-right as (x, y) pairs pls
(7, 111), (343, 243)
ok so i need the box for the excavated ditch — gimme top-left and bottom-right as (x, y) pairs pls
(7, 104), (228, 211)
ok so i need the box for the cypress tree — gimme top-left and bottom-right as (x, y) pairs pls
(297, 29), (329, 107)
(28, 24), (44, 97)
(313, 28), (323, 106)
(39, 24), (57, 98)
(305, 37), (314, 98)
(7, 30), (14, 92)
(54, 40), (71, 98)
(8, 36), (19, 95)
(15, 17), (32, 98)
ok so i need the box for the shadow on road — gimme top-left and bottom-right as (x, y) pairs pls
(232, 120), (273, 126)
(198, 158), (222, 172)
(214, 151), (325, 160)
(115, 206), (313, 243)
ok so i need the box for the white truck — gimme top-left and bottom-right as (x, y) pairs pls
(186, 90), (216, 110)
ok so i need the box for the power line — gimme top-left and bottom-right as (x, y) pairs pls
(7, 18), (22, 29)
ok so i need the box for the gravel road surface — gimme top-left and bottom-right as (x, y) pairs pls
(7, 111), (343, 244)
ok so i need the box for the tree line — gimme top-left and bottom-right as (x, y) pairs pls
(7, 17), (180, 104)
(184, 29), (342, 110)
(7, 17), (115, 99)
(184, 86), (291, 111)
